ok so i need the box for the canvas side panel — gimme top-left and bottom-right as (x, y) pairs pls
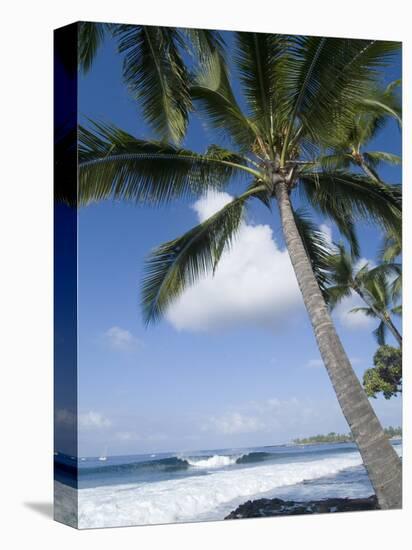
(53, 22), (79, 529)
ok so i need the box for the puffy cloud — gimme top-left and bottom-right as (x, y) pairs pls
(78, 411), (112, 430)
(203, 412), (265, 435)
(103, 326), (142, 351)
(201, 397), (348, 440)
(334, 290), (375, 330)
(193, 191), (233, 222)
(166, 191), (304, 332)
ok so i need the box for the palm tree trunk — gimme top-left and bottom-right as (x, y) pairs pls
(385, 315), (403, 346)
(354, 285), (402, 347)
(358, 157), (381, 183)
(274, 179), (402, 510)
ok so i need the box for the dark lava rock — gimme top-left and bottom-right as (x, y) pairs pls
(225, 495), (378, 519)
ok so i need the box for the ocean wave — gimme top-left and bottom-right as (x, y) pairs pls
(76, 451), (366, 528)
(81, 452), (267, 475)
(82, 456), (190, 475)
(236, 451), (273, 464)
(186, 455), (239, 468)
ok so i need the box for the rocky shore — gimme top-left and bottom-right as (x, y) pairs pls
(225, 495), (378, 519)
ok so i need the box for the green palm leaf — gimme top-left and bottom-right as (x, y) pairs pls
(292, 209), (335, 298)
(373, 321), (387, 345)
(79, 123), (259, 205)
(281, 38), (400, 157)
(113, 25), (191, 143)
(363, 151), (401, 167)
(318, 152), (353, 171)
(235, 32), (287, 148)
(142, 185), (266, 323)
(299, 171), (401, 236)
(326, 285), (352, 308)
(349, 306), (376, 318)
(181, 28), (226, 62)
(78, 22), (107, 73)
(191, 50), (257, 150)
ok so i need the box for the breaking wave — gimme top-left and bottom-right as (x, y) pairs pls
(76, 451), (367, 528)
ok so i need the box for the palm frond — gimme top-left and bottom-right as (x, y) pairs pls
(379, 227), (402, 262)
(390, 274), (402, 303)
(79, 122), (259, 205)
(355, 80), (402, 143)
(349, 306), (376, 318)
(297, 176), (361, 257)
(318, 152), (353, 171)
(326, 285), (352, 309)
(391, 304), (402, 316)
(191, 50), (256, 150)
(235, 32), (288, 146)
(359, 262), (401, 287)
(360, 96), (401, 127)
(78, 22), (107, 73)
(292, 209), (335, 298)
(299, 171), (401, 236)
(363, 151), (401, 167)
(373, 321), (387, 345)
(281, 37), (400, 154)
(324, 243), (354, 286)
(113, 25), (191, 143)
(181, 28), (226, 62)
(141, 185), (266, 323)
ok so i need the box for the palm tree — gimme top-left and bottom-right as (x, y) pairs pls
(78, 22), (224, 144)
(78, 32), (402, 508)
(326, 244), (402, 346)
(319, 79), (401, 183)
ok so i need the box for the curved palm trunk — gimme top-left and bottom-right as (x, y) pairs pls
(275, 179), (402, 510)
(358, 157), (381, 183)
(354, 285), (402, 347)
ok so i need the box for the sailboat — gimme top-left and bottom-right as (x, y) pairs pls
(98, 446), (108, 461)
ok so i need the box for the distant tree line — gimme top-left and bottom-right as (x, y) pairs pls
(293, 427), (401, 445)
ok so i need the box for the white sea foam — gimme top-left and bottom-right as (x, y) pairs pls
(186, 454), (239, 468)
(53, 444), (401, 529)
(76, 450), (365, 528)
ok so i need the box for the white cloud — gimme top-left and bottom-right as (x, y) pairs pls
(78, 411), (112, 430)
(103, 326), (141, 351)
(203, 412), (265, 435)
(334, 290), (375, 330)
(306, 358), (324, 369)
(319, 223), (333, 245)
(192, 191), (233, 222)
(166, 191), (304, 332)
(305, 356), (362, 369)
(201, 397), (349, 440)
(115, 431), (141, 442)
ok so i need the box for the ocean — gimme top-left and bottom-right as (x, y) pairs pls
(54, 440), (402, 529)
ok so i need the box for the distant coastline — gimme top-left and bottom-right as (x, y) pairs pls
(292, 427), (402, 446)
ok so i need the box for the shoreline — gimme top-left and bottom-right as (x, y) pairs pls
(292, 436), (402, 447)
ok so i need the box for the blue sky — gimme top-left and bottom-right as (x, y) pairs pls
(73, 30), (402, 457)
